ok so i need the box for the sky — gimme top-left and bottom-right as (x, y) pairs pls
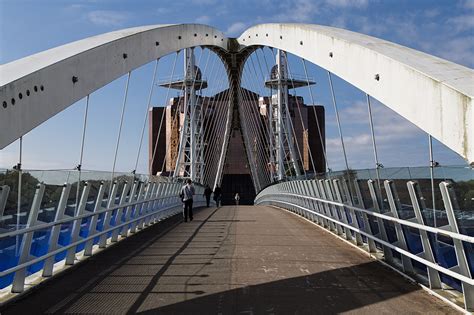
(0, 0), (473, 175)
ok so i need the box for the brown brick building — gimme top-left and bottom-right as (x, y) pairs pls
(149, 88), (325, 204)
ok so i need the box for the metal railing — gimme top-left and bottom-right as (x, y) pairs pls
(0, 169), (205, 295)
(255, 166), (474, 312)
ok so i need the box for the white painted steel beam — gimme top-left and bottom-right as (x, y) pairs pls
(0, 24), (228, 149)
(238, 24), (474, 164)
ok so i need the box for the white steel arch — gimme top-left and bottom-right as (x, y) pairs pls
(238, 23), (474, 164)
(1, 23), (473, 164)
(0, 24), (228, 149)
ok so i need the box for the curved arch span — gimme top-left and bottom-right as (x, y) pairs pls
(0, 24), (228, 149)
(238, 23), (474, 164)
(1, 23), (472, 164)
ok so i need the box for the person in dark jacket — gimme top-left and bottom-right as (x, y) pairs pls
(203, 185), (212, 207)
(180, 179), (195, 222)
(213, 185), (222, 207)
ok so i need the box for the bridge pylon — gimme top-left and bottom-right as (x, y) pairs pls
(173, 48), (206, 183)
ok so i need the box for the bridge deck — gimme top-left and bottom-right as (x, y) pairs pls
(2, 205), (456, 314)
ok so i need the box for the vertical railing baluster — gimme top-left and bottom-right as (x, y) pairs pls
(66, 183), (91, 265)
(440, 181), (474, 311)
(368, 179), (394, 263)
(84, 182), (105, 256)
(99, 181), (118, 248)
(342, 178), (363, 245)
(407, 180), (442, 289)
(324, 179), (343, 235)
(12, 183), (45, 293)
(0, 185), (10, 218)
(129, 182), (146, 234)
(111, 180), (131, 242)
(384, 180), (414, 274)
(353, 179), (377, 252)
(333, 179), (353, 241)
(120, 180), (138, 238)
(43, 184), (71, 276)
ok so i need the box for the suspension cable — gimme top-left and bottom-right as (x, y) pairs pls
(15, 136), (23, 255)
(258, 48), (275, 180)
(202, 84), (230, 184)
(158, 51), (185, 174)
(254, 49), (285, 183)
(149, 51), (179, 175)
(174, 47), (205, 178)
(261, 47), (296, 179)
(243, 55), (274, 185)
(284, 56), (317, 174)
(366, 94), (383, 210)
(239, 80), (269, 187)
(134, 59), (159, 174)
(237, 84), (261, 190)
(240, 64), (271, 187)
(328, 72), (350, 175)
(75, 95), (90, 211)
(111, 71), (132, 184)
(428, 135), (437, 229)
(261, 48), (302, 179)
(301, 59), (331, 178)
(279, 52), (306, 178)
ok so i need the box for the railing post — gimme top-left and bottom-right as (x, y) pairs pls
(129, 182), (146, 234)
(368, 179), (393, 262)
(84, 182), (105, 256)
(310, 180), (323, 225)
(354, 179), (377, 252)
(120, 180), (139, 238)
(407, 180), (442, 289)
(384, 180), (414, 274)
(0, 185), (10, 218)
(324, 179), (344, 235)
(317, 180), (333, 230)
(12, 183), (45, 293)
(302, 181), (315, 221)
(99, 181), (118, 248)
(42, 183), (71, 276)
(439, 181), (474, 311)
(333, 179), (353, 241)
(65, 183), (91, 265)
(342, 178), (363, 245)
(111, 180), (131, 242)
(141, 182), (156, 228)
(145, 182), (160, 226)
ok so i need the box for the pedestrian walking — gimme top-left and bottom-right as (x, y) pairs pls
(180, 179), (195, 222)
(213, 185), (222, 207)
(234, 193), (240, 205)
(203, 185), (212, 207)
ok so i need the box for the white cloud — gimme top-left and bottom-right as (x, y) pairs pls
(424, 8), (440, 18)
(273, 0), (319, 22)
(87, 10), (128, 27)
(325, 0), (369, 8)
(156, 7), (171, 15)
(429, 35), (474, 67)
(195, 15), (211, 25)
(463, 0), (474, 10)
(191, 0), (217, 4)
(226, 22), (248, 36)
(447, 14), (474, 32)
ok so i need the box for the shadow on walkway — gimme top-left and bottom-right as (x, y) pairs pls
(0, 206), (457, 314)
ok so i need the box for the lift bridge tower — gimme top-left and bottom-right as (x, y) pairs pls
(265, 49), (315, 181)
(160, 48), (207, 183)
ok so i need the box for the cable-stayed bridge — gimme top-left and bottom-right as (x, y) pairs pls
(0, 23), (473, 313)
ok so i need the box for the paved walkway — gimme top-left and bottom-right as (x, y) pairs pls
(2, 206), (457, 314)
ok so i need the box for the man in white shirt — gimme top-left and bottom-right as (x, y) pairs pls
(180, 179), (195, 222)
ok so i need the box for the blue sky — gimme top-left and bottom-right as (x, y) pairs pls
(0, 0), (473, 174)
